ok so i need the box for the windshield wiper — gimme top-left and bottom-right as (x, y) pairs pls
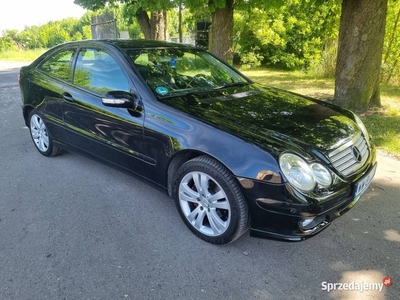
(156, 89), (212, 99)
(156, 82), (250, 99)
(212, 82), (249, 90)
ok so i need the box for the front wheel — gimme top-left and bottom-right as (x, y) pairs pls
(28, 110), (63, 157)
(174, 155), (249, 244)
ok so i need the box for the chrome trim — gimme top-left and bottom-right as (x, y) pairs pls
(328, 132), (369, 177)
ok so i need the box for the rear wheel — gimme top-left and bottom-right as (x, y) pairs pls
(174, 155), (249, 244)
(28, 110), (63, 157)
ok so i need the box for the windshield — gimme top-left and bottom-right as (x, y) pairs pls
(126, 48), (249, 97)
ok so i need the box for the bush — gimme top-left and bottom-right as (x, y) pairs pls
(309, 39), (337, 78)
(240, 51), (264, 69)
(234, 2), (340, 70)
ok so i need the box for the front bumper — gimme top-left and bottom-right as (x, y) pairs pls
(240, 161), (377, 241)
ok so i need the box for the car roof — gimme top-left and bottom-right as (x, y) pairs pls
(58, 39), (194, 50)
(31, 39), (202, 68)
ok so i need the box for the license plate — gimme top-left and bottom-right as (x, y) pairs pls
(354, 163), (377, 200)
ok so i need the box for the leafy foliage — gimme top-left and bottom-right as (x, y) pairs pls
(0, 16), (92, 50)
(0, 30), (19, 51)
(234, 1), (340, 70)
(382, 0), (400, 84)
(1, 0), (398, 90)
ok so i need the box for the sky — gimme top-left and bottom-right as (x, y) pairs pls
(0, 0), (86, 34)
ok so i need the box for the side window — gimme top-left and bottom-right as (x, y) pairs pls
(73, 48), (130, 94)
(39, 49), (75, 81)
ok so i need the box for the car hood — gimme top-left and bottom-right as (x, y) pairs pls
(159, 84), (359, 157)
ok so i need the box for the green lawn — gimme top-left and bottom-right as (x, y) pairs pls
(243, 68), (400, 159)
(0, 49), (46, 61)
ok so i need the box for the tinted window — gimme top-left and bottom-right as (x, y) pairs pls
(73, 49), (130, 94)
(39, 49), (75, 81)
(126, 48), (247, 97)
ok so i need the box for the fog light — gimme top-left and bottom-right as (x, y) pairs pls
(300, 219), (314, 229)
(299, 215), (327, 232)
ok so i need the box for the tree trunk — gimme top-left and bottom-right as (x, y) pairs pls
(150, 10), (167, 40)
(136, 8), (152, 39)
(209, 0), (234, 63)
(178, 4), (183, 43)
(334, 0), (388, 111)
(135, 8), (167, 40)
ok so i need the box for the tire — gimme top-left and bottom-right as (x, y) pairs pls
(28, 110), (63, 157)
(174, 155), (249, 244)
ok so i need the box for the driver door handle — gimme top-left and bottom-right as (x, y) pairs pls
(62, 92), (74, 102)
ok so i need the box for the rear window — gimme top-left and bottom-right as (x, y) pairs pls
(39, 49), (75, 81)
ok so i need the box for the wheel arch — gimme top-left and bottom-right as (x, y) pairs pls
(23, 105), (35, 127)
(167, 150), (202, 198)
(166, 150), (240, 199)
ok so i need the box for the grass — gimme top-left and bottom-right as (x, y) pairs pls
(0, 49), (47, 62)
(242, 68), (400, 159)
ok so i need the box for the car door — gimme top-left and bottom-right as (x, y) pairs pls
(61, 47), (146, 175)
(31, 48), (77, 143)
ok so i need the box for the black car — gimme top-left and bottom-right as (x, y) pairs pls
(19, 40), (377, 244)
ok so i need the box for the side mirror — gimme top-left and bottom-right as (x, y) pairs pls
(101, 91), (135, 108)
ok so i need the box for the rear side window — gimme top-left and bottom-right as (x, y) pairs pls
(39, 49), (75, 81)
(73, 48), (130, 94)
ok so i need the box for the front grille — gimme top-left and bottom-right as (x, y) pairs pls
(328, 132), (369, 177)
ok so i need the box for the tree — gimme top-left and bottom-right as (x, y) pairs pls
(0, 30), (22, 49)
(209, 0), (234, 62)
(167, 4), (194, 42)
(382, 0), (400, 84)
(74, 0), (172, 40)
(128, 7), (167, 40)
(190, 0), (389, 110)
(0, 30), (19, 51)
(185, 0), (291, 63)
(233, 2), (340, 69)
(334, 0), (388, 110)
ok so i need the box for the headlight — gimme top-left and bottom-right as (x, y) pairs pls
(311, 163), (332, 187)
(353, 113), (370, 141)
(279, 153), (333, 193)
(279, 153), (316, 192)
